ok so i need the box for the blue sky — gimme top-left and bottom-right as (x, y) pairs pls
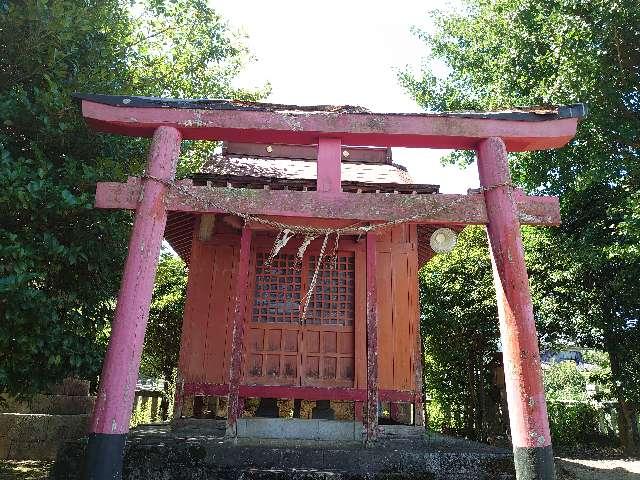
(214, 0), (479, 193)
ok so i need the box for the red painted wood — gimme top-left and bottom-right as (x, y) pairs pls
(317, 137), (342, 193)
(225, 142), (390, 164)
(392, 246), (411, 389)
(226, 227), (253, 434)
(366, 232), (379, 443)
(183, 383), (230, 396)
(89, 126), (182, 435)
(205, 245), (235, 384)
(80, 99), (579, 151)
(379, 389), (419, 403)
(95, 179), (562, 226)
(181, 383), (417, 402)
(477, 137), (551, 450)
(354, 250), (367, 391)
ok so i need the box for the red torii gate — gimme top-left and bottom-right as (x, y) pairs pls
(76, 94), (584, 480)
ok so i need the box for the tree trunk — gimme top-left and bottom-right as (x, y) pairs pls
(607, 346), (640, 454)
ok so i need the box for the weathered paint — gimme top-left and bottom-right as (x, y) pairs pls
(85, 126), (181, 479)
(225, 142), (391, 164)
(79, 98), (580, 151)
(198, 213), (216, 240)
(376, 226), (419, 395)
(477, 137), (554, 480)
(95, 178), (562, 226)
(366, 232), (379, 444)
(317, 137), (342, 193)
(181, 382), (418, 402)
(89, 126), (181, 435)
(226, 227), (253, 435)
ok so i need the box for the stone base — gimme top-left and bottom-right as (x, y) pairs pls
(0, 413), (90, 460)
(235, 418), (359, 441)
(52, 421), (516, 480)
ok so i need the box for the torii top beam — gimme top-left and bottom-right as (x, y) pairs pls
(75, 94), (585, 152)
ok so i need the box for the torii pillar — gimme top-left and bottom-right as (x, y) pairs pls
(84, 126), (182, 480)
(478, 137), (554, 480)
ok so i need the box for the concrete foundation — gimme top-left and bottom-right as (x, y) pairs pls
(236, 418), (359, 441)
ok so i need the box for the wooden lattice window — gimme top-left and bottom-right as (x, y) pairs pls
(252, 252), (302, 323)
(306, 254), (355, 326)
(252, 251), (355, 326)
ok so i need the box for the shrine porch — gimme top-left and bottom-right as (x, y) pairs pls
(53, 421), (517, 480)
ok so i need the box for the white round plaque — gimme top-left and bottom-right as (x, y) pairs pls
(430, 227), (457, 253)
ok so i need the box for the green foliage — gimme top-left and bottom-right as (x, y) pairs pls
(0, 0), (267, 396)
(420, 226), (501, 440)
(403, 0), (640, 449)
(543, 361), (587, 402)
(547, 402), (607, 447)
(140, 253), (187, 380)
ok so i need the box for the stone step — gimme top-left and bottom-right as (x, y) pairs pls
(52, 436), (516, 480)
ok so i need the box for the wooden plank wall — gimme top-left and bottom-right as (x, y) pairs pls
(376, 224), (419, 392)
(177, 226), (239, 385)
(177, 222), (420, 395)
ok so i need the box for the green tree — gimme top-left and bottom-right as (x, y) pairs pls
(139, 252), (187, 420)
(401, 0), (640, 452)
(543, 361), (587, 402)
(420, 226), (501, 441)
(141, 253), (187, 382)
(0, 0), (267, 397)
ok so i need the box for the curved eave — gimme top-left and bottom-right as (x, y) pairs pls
(77, 97), (582, 152)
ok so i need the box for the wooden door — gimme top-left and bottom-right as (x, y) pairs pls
(243, 249), (356, 389)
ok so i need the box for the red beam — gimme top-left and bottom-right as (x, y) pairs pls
(95, 178), (561, 226)
(181, 383), (418, 403)
(366, 232), (379, 443)
(80, 99), (579, 152)
(226, 228), (252, 435)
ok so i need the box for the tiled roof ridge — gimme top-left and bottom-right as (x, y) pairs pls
(199, 153), (415, 184)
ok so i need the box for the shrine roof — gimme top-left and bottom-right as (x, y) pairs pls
(193, 142), (438, 194)
(75, 93), (585, 151)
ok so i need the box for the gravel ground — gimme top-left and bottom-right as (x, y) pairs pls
(0, 461), (52, 480)
(557, 458), (640, 480)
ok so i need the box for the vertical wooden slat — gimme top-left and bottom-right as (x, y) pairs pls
(192, 241), (217, 382)
(392, 251), (411, 389)
(354, 249), (367, 389)
(366, 232), (379, 444)
(176, 229), (201, 386)
(226, 228), (253, 435)
(408, 224), (425, 425)
(205, 246), (234, 384)
(377, 247), (393, 389)
(317, 137), (342, 193)
(224, 240), (242, 383)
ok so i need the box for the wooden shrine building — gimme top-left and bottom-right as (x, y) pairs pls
(170, 141), (431, 424)
(76, 94), (585, 480)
